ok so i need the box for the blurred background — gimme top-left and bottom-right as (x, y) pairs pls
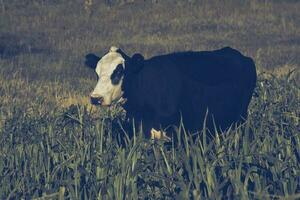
(1, 1), (299, 199)
(0, 0), (299, 119)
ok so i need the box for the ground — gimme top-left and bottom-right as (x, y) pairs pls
(0, 0), (299, 199)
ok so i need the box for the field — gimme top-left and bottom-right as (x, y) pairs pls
(0, 0), (300, 199)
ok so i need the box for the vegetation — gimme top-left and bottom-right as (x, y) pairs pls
(0, 0), (299, 199)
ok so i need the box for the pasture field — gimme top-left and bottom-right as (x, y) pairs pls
(0, 0), (300, 199)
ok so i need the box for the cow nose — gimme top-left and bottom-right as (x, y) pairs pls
(90, 95), (103, 105)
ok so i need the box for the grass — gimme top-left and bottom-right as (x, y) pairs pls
(0, 0), (300, 199)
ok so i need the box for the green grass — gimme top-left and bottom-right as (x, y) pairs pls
(0, 73), (299, 199)
(0, 0), (300, 199)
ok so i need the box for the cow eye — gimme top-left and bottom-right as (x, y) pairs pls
(110, 64), (124, 85)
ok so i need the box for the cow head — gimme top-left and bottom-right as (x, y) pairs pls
(85, 46), (144, 106)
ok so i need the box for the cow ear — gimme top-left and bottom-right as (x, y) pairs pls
(85, 53), (100, 69)
(132, 53), (144, 65)
(127, 53), (144, 73)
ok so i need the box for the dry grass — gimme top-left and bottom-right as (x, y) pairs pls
(0, 0), (300, 199)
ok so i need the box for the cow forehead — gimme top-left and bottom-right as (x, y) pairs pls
(96, 52), (125, 75)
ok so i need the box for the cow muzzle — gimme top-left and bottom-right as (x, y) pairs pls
(90, 94), (104, 105)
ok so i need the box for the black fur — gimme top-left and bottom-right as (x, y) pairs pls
(86, 47), (257, 139)
(85, 53), (100, 69)
(110, 64), (124, 85)
(121, 47), (257, 138)
(125, 53), (144, 74)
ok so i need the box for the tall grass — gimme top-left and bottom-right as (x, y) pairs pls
(0, 70), (299, 199)
(0, 0), (300, 199)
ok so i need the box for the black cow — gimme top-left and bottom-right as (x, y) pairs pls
(85, 46), (257, 140)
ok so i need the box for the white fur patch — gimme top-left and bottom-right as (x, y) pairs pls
(150, 128), (171, 141)
(91, 46), (125, 106)
(109, 46), (119, 52)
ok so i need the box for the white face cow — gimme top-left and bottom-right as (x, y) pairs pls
(90, 46), (125, 106)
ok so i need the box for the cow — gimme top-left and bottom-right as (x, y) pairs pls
(85, 46), (257, 141)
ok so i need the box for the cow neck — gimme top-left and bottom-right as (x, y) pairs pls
(122, 67), (142, 110)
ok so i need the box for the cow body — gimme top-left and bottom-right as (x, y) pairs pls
(85, 46), (257, 139)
